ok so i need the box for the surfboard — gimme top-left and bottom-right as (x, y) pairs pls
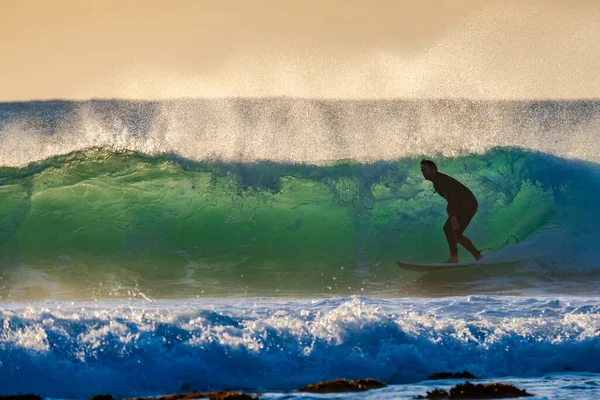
(396, 258), (511, 272)
(396, 244), (529, 272)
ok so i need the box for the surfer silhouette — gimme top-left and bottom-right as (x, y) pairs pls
(420, 159), (483, 263)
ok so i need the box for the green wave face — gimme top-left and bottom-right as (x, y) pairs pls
(0, 148), (596, 300)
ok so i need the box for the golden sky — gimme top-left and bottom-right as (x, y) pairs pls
(2, 0), (599, 100)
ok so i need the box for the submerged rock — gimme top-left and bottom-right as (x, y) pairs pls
(415, 381), (533, 399)
(126, 391), (259, 400)
(298, 378), (387, 393)
(449, 382), (533, 398)
(413, 389), (450, 399)
(428, 371), (478, 380)
(0, 396), (42, 400)
(203, 393), (257, 400)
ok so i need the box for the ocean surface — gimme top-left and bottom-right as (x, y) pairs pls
(1, 98), (600, 399)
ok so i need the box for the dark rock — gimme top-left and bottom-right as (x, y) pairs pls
(416, 381), (533, 399)
(449, 381), (533, 398)
(0, 396), (42, 400)
(90, 396), (115, 400)
(426, 389), (450, 399)
(135, 392), (203, 400)
(204, 393), (258, 400)
(298, 378), (387, 393)
(125, 392), (259, 400)
(428, 371), (478, 380)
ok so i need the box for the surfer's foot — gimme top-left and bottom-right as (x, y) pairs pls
(443, 256), (459, 263)
(474, 252), (484, 261)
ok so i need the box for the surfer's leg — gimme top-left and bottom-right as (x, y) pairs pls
(455, 208), (482, 259)
(443, 217), (459, 257)
(457, 235), (482, 259)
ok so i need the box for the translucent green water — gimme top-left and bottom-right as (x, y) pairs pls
(1, 147), (597, 299)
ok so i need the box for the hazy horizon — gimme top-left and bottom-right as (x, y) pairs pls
(3, 0), (600, 101)
(3, 96), (600, 104)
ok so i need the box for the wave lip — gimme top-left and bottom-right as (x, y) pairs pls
(2, 98), (600, 167)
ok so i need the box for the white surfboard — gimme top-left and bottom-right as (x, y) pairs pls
(396, 257), (517, 272)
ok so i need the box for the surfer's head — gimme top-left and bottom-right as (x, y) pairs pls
(420, 159), (437, 181)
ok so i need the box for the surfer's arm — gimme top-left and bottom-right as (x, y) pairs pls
(435, 176), (461, 221)
(447, 193), (461, 229)
(447, 192), (460, 217)
(443, 188), (461, 229)
(450, 215), (460, 230)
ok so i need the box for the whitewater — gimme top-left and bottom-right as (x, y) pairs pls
(1, 98), (600, 399)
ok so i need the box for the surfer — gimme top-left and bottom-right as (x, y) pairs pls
(420, 159), (483, 263)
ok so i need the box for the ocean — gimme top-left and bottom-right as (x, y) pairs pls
(1, 98), (600, 399)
